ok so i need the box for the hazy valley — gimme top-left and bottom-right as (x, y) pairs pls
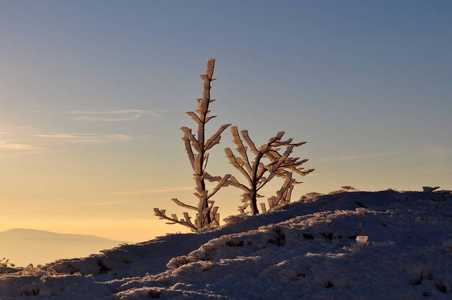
(0, 228), (125, 267)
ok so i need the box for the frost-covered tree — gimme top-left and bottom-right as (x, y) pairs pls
(154, 59), (231, 231)
(220, 126), (314, 215)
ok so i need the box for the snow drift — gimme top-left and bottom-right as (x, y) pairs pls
(0, 189), (451, 299)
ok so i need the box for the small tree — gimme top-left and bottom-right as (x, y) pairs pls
(221, 126), (314, 215)
(154, 59), (231, 231)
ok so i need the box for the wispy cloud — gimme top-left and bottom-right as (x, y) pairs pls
(314, 148), (452, 163)
(62, 200), (135, 208)
(0, 143), (39, 150)
(0, 129), (40, 151)
(0, 128), (41, 158)
(110, 187), (193, 195)
(36, 133), (136, 143)
(33, 109), (165, 122)
(0, 141), (42, 158)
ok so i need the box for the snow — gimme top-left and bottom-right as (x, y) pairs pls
(0, 189), (451, 299)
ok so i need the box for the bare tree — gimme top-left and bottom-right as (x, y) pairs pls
(221, 126), (314, 215)
(154, 59), (231, 230)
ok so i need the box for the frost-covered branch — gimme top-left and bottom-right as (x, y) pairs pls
(153, 208), (198, 231)
(263, 172), (299, 212)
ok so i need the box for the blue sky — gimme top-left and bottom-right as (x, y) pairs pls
(0, 1), (451, 241)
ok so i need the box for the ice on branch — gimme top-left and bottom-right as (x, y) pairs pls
(154, 59), (231, 231)
(219, 126), (314, 215)
(263, 172), (299, 213)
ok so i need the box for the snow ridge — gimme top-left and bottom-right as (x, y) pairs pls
(0, 190), (451, 299)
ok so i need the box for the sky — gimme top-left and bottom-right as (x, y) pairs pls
(0, 1), (451, 242)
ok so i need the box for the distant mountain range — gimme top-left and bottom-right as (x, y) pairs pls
(0, 228), (126, 267)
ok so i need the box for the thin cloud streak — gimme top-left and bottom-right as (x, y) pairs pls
(0, 143), (39, 150)
(61, 200), (135, 208)
(36, 133), (136, 143)
(0, 140), (42, 158)
(314, 148), (452, 163)
(111, 187), (193, 195)
(33, 109), (167, 122)
(0, 128), (44, 158)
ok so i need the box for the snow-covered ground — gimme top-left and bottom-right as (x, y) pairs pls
(0, 189), (451, 299)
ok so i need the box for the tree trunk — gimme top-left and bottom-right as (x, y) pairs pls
(250, 189), (259, 215)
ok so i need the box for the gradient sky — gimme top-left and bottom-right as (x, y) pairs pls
(1, 1), (451, 242)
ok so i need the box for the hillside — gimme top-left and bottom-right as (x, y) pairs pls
(0, 229), (125, 267)
(0, 189), (451, 299)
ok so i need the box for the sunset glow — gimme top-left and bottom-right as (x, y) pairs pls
(1, 1), (451, 244)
